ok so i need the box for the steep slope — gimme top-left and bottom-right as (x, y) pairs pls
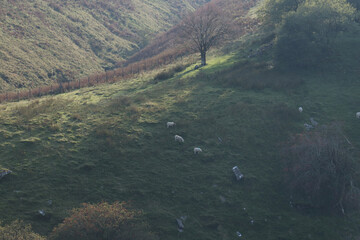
(0, 0), (209, 90)
(125, 0), (259, 65)
(0, 44), (359, 239)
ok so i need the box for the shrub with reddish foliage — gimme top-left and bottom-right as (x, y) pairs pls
(50, 202), (157, 240)
(0, 220), (45, 240)
(284, 124), (360, 213)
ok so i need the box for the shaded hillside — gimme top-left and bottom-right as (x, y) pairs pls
(0, 0), (209, 91)
(125, 0), (259, 65)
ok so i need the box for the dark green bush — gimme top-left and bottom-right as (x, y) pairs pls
(258, 0), (356, 69)
(275, 0), (356, 69)
(258, 0), (305, 26)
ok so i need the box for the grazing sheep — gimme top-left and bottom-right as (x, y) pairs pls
(194, 147), (202, 154)
(298, 107), (303, 113)
(175, 135), (184, 143)
(167, 122), (176, 128)
(356, 112), (360, 119)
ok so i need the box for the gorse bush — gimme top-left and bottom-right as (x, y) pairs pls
(50, 202), (158, 240)
(284, 124), (360, 213)
(0, 220), (45, 240)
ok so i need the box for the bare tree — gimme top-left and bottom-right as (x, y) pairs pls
(181, 3), (229, 66)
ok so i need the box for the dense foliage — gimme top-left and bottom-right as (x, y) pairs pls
(258, 0), (357, 68)
(0, 220), (45, 240)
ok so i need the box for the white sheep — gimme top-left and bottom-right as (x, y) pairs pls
(356, 112), (360, 119)
(167, 122), (176, 128)
(298, 107), (303, 113)
(194, 147), (202, 154)
(175, 135), (184, 143)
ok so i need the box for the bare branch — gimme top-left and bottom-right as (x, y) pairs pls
(180, 3), (230, 65)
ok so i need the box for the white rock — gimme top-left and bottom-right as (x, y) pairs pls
(298, 107), (303, 113)
(356, 112), (360, 119)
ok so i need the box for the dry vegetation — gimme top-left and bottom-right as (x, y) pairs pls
(125, 0), (260, 65)
(0, 220), (45, 240)
(0, 0), (208, 91)
(50, 202), (157, 240)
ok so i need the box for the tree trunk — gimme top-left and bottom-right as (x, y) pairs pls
(201, 51), (206, 66)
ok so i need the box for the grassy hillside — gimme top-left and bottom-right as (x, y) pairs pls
(0, 34), (359, 239)
(0, 0), (209, 91)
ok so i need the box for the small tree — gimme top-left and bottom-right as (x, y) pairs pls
(284, 124), (360, 213)
(0, 220), (45, 240)
(181, 3), (229, 66)
(50, 202), (157, 240)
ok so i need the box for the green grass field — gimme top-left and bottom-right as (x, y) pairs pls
(0, 37), (360, 239)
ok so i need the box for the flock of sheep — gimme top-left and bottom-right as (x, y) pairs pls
(167, 121), (203, 154)
(168, 107), (360, 151)
(166, 107), (359, 181)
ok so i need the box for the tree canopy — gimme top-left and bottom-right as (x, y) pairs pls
(181, 3), (229, 66)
